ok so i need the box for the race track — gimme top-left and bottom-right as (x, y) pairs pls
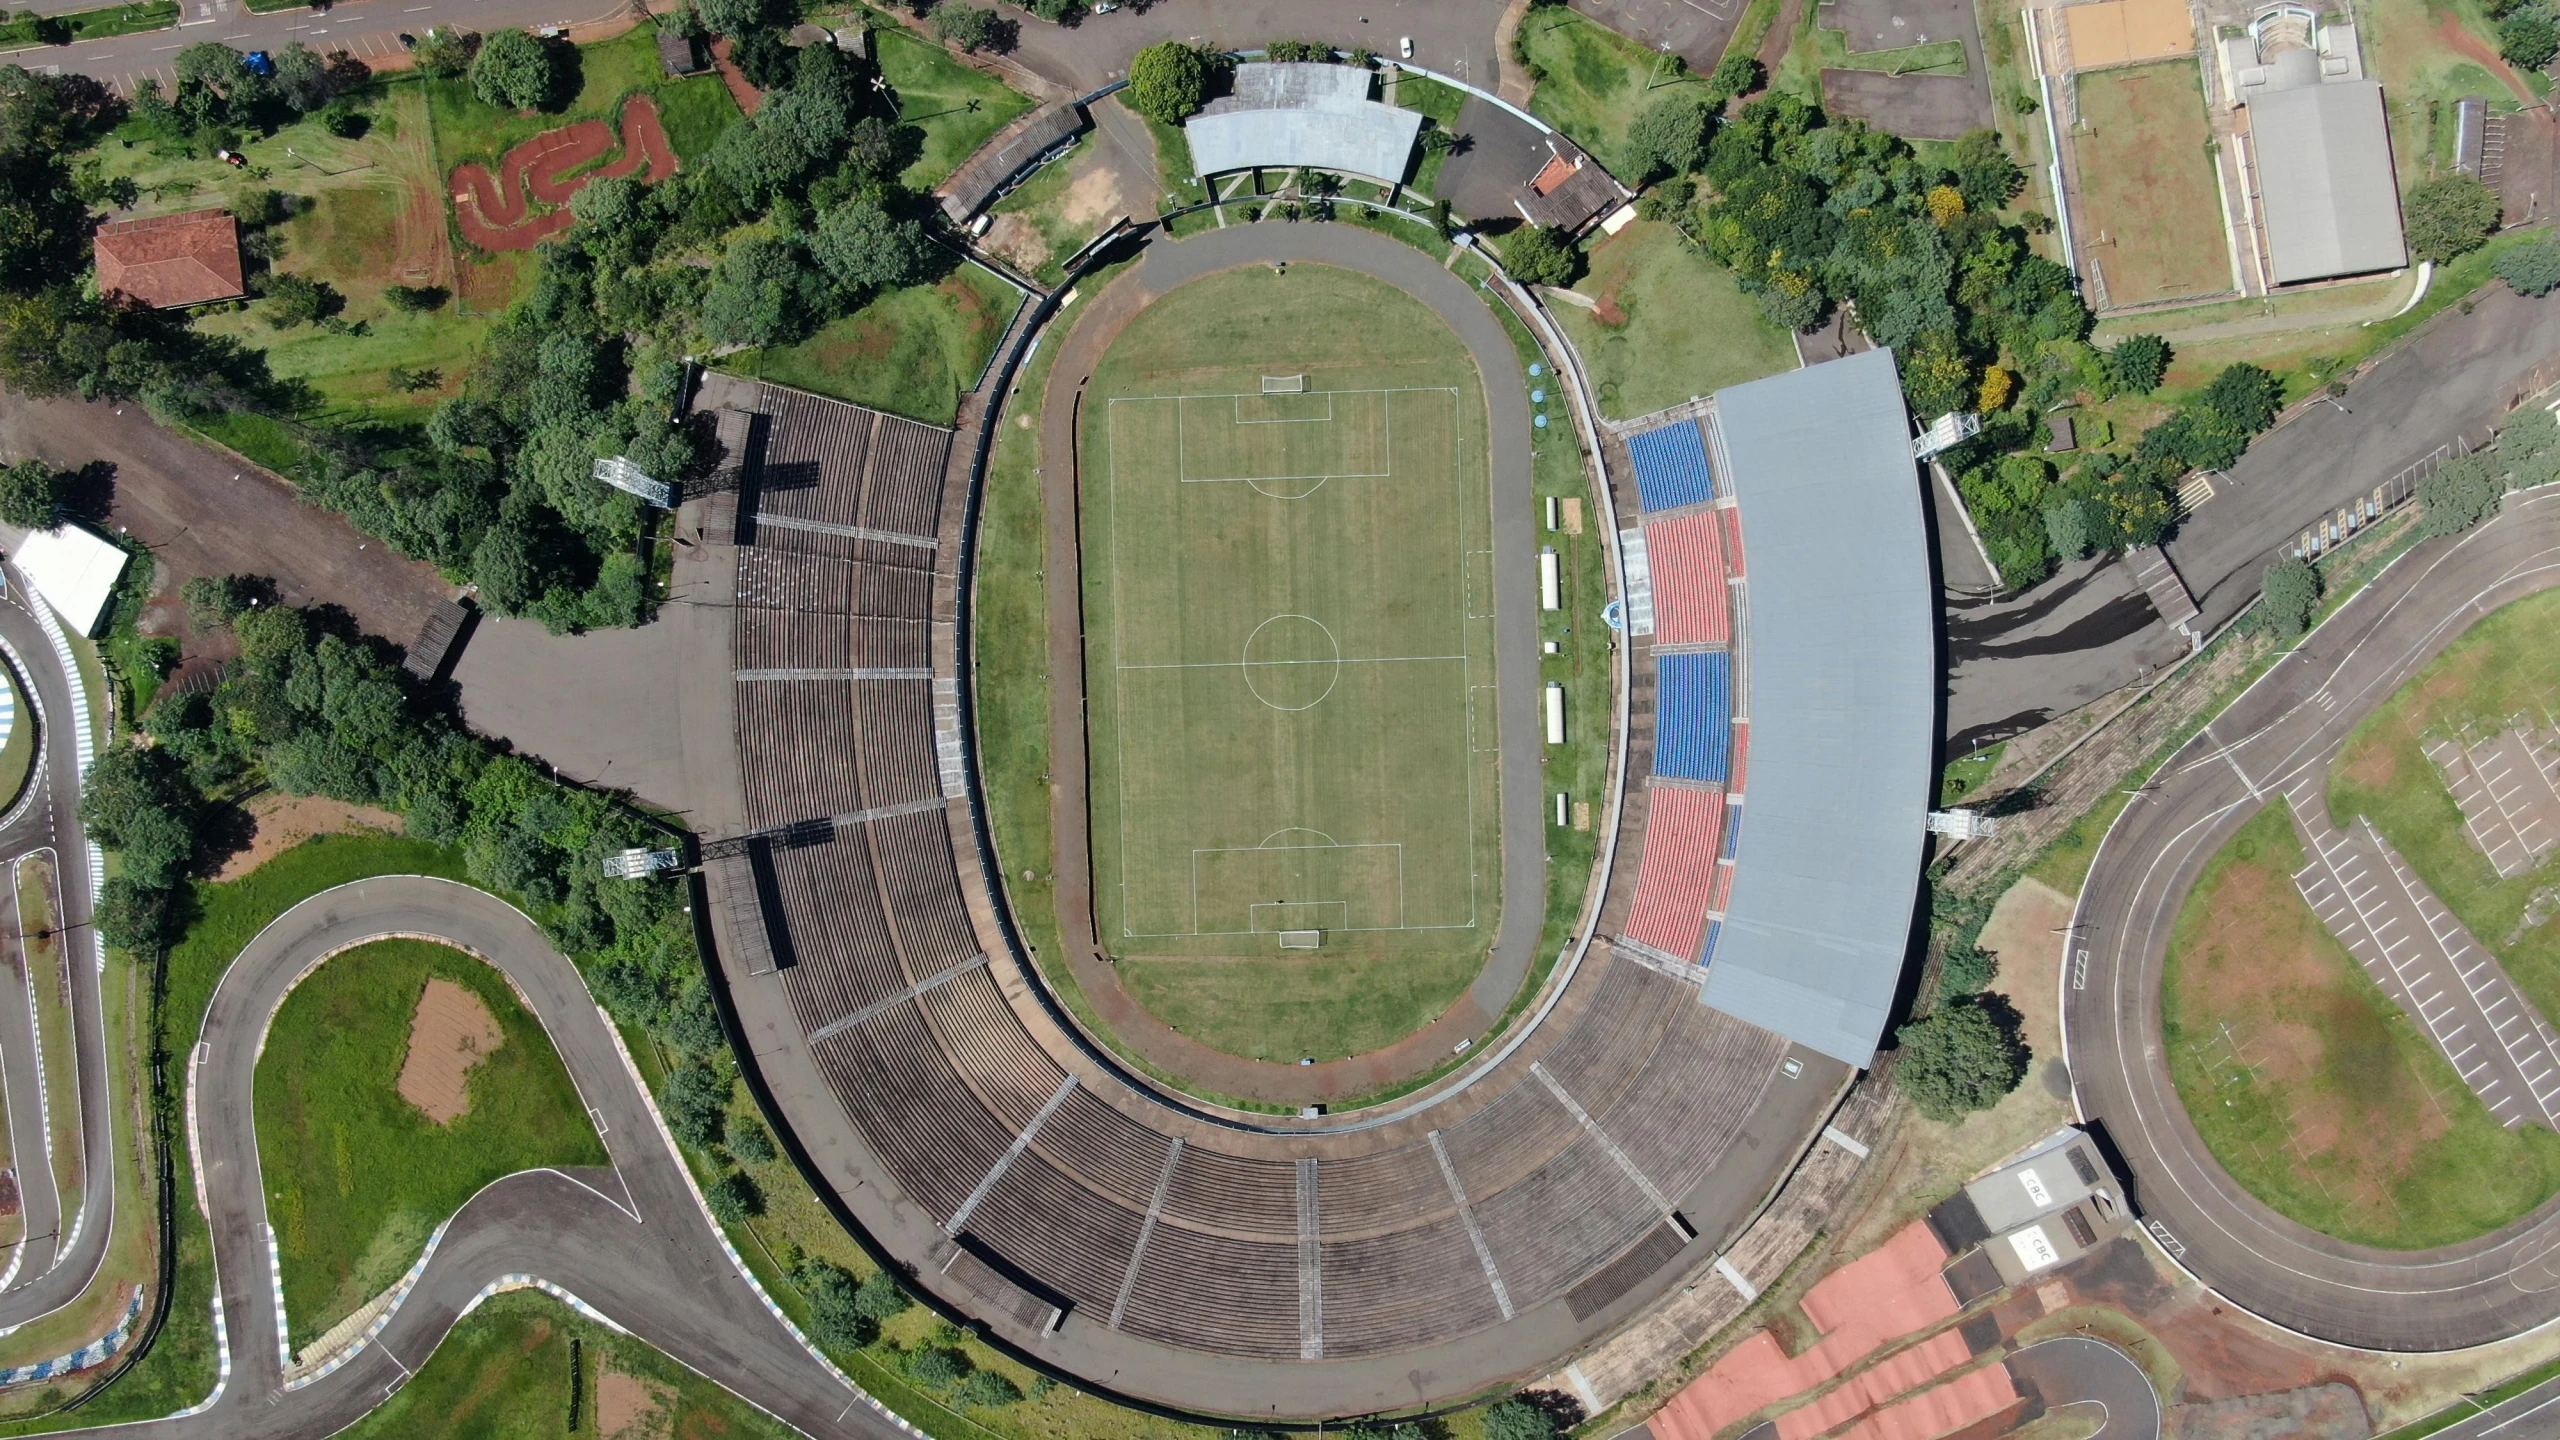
(2068, 488), (2560, 1350)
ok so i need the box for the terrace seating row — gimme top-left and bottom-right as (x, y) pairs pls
(750, 384), (953, 541)
(1622, 786), (1729, 964)
(1626, 420), (1718, 512)
(1655, 651), (1735, 784)
(1644, 510), (1731, 647)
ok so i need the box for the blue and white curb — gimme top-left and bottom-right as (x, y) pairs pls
(281, 1216), (454, 1391)
(460, 1275), (627, 1332)
(20, 586), (103, 972)
(0, 1286), (142, 1387)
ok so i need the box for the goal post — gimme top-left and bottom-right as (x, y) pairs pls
(1278, 930), (1323, 950)
(1261, 374), (1308, 393)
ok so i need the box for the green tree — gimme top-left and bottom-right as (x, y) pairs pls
(95, 875), (172, 951)
(793, 1261), (879, 1351)
(2260, 555), (2320, 637)
(2498, 405), (2560, 489)
(2504, 9), (2558, 69)
(2418, 454), (2502, 538)
(414, 26), (477, 79)
(2103, 333), (2169, 394)
(2199, 361), (2281, 433)
(471, 28), (560, 111)
(932, 5), (1013, 53)
(810, 195), (935, 299)
(1894, 999), (2029, 1121)
(701, 232), (833, 346)
(258, 271), (341, 329)
(0, 457), (60, 530)
(1949, 128), (2025, 212)
(1626, 92), (1713, 182)
(662, 1061), (730, 1148)
(1709, 53), (1763, 99)
(727, 1113), (777, 1163)
(693, 0), (767, 38)
(1126, 40), (1209, 123)
(1501, 224), (1580, 286)
(854, 1267), (913, 1322)
(2402, 174), (2502, 265)
(1483, 1399), (1561, 1440)
(956, 1371), (1022, 1408)
(906, 1345), (970, 1387)
(1940, 941), (1998, 996)
(2498, 238), (2560, 296)
(704, 1169), (764, 1221)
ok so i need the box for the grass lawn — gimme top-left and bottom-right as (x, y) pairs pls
(1122, 952), (1485, 1063)
(334, 1289), (790, 1440)
(1081, 265), (1499, 1012)
(1390, 71), (1468, 198)
(2068, 61), (2233, 309)
(258, 938), (605, 1354)
(2331, 589), (2560, 1030)
(1518, 7), (1712, 180)
(2163, 798), (2560, 1247)
(738, 261), (1020, 425)
(1548, 219), (1798, 420)
(422, 27), (734, 175)
(0, 0), (173, 48)
(2363, 0), (2544, 176)
(874, 25), (1034, 192)
(0, 662), (31, 817)
(18, 859), (80, 1242)
(1939, 742), (2005, 805)
(985, 138), (1117, 289)
(0, 835), (469, 1433)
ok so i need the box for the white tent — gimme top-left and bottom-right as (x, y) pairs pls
(14, 524), (130, 637)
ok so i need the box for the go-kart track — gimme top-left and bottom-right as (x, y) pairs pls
(2068, 486), (2560, 1352)
(449, 96), (677, 252)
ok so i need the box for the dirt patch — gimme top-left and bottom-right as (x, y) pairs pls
(212, 793), (403, 883)
(1979, 876), (2073, 1089)
(396, 978), (506, 1125)
(982, 213), (1052, 276)
(2437, 14), (2540, 104)
(1060, 150), (1138, 230)
(451, 97), (678, 253)
(708, 37), (765, 117)
(598, 1367), (673, 1439)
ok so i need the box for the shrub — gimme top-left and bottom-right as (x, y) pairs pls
(2259, 555), (2320, 637)
(793, 1260), (879, 1351)
(2402, 174), (2502, 265)
(1626, 92), (1713, 182)
(384, 283), (449, 313)
(2503, 8), (2558, 69)
(2103, 333), (2169, 394)
(1894, 999), (2029, 1121)
(2498, 238), (2560, 296)
(258, 271), (342, 329)
(727, 1114), (777, 1163)
(0, 457), (61, 530)
(415, 26), (477, 78)
(1502, 223), (1580, 287)
(956, 1370), (1023, 1408)
(2418, 454), (2502, 538)
(1636, 175), (1695, 223)
(855, 1266), (914, 1322)
(1126, 40), (1209, 123)
(663, 1062), (731, 1148)
(906, 1344), (971, 1388)
(704, 1169), (764, 1221)
(1483, 1399), (1561, 1440)
(1709, 52), (1763, 99)
(2498, 404), (2560, 489)
(471, 28), (561, 111)
(932, 5), (1014, 53)
(1940, 941), (1998, 996)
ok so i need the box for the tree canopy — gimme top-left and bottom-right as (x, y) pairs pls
(2259, 555), (2319, 638)
(2418, 455), (2503, 538)
(2403, 174), (2502, 265)
(470, 28), (563, 111)
(1894, 999), (2029, 1121)
(1502, 224), (1580, 286)
(1126, 41), (1210, 124)
(2498, 237), (2560, 297)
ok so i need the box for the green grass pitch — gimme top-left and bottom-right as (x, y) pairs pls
(1081, 265), (1499, 968)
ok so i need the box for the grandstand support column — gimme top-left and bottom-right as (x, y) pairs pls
(1487, 256), (1633, 1004)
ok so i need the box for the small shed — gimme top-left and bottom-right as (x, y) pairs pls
(658, 29), (705, 76)
(2045, 413), (2077, 453)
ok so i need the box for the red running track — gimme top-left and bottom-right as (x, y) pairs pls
(450, 95), (679, 253)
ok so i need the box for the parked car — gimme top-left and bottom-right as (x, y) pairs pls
(397, 31), (416, 47)
(1399, 35), (1413, 57)
(244, 49), (274, 76)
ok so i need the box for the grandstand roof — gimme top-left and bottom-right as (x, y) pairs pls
(1185, 62), (1424, 181)
(2248, 80), (2407, 284)
(1698, 348), (1930, 1068)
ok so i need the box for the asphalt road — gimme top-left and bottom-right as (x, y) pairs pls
(2424, 1370), (2560, 1438)
(0, 568), (114, 1339)
(86, 877), (904, 1439)
(2067, 487), (2560, 1351)
(2004, 1336), (2162, 1439)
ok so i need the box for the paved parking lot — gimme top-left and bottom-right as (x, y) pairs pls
(1572, 0), (1747, 73)
(2290, 785), (2560, 1132)
(2426, 727), (2560, 878)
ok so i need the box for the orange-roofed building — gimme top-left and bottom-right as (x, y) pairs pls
(92, 209), (247, 309)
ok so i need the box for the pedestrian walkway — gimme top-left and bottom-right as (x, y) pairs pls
(2291, 788), (2560, 1131)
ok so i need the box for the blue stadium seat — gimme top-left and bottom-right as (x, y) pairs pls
(1625, 422), (1717, 511)
(1700, 920), (1722, 970)
(1653, 651), (1732, 783)
(1722, 802), (1742, 860)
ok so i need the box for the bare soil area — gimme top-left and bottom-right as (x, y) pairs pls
(396, 978), (505, 1126)
(597, 1367), (673, 1439)
(212, 793), (404, 883)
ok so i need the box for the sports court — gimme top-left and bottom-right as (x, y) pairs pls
(1080, 267), (1498, 958)
(2061, 0), (2194, 69)
(2068, 61), (2235, 307)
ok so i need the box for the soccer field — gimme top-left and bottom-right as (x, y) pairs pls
(1082, 266), (1499, 964)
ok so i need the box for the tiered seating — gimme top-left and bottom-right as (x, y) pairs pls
(1643, 511), (1731, 646)
(1730, 722), (1751, 794)
(1626, 420), (1717, 511)
(1622, 786), (1728, 963)
(1655, 651), (1734, 784)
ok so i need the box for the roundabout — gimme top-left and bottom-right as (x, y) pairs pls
(2067, 487), (2560, 1350)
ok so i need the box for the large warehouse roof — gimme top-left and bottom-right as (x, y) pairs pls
(1185, 62), (1424, 182)
(1697, 348), (1931, 1068)
(2250, 79), (2407, 284)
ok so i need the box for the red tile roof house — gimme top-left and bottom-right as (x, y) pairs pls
(92, 209), (248, 309)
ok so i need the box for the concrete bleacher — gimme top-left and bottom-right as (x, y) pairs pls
(1654, 651), (1734, 784)
(1643, 511), (1731, 646)
(1622, 785), (1728, 964)
(1626, 420), (1718, 511)
(709, 370), (1816, 1374)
